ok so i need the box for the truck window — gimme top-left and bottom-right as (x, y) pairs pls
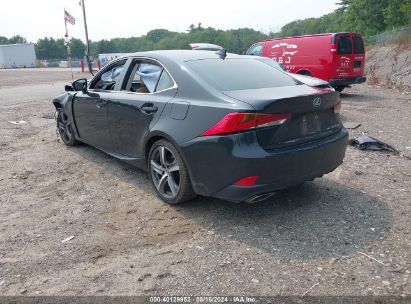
(338, 36), (352, 54)
(353, 36), (364, 54)
(246, 43), (263, 56)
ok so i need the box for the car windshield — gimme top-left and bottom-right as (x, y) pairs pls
(186, 58), (299, 91)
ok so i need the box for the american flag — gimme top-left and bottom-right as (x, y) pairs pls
(64, 9), (76, 25)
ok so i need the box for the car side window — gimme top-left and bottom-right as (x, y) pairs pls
(155, 70), (174, 92)
(123, 60), (173, 93)
(90, 60), (126, 91)
(246, 43), (263, 56)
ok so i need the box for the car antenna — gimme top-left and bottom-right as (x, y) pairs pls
(216, 48), (227, 60)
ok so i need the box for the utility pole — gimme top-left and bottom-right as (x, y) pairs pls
(80, 0), (93, 74)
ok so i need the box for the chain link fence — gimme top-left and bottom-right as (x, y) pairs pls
(366, 25), (411, 45)
(36, 58), (100, 70)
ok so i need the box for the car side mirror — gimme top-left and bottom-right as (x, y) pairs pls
(72, 78), (88, 92)
(64, 85), (74, 92)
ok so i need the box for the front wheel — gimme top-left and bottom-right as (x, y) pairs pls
(148, 139), (196, 204)
(56, 109), (78, 146)
(334, 86), (345, 92)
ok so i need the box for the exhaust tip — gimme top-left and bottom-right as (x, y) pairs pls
(245, 192), (274, 204)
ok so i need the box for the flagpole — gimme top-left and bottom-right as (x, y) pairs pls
(64, 17), (74, 81)
(80, 0), (93, 75)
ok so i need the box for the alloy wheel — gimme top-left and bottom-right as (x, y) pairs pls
(149, 146), (181, 199)
(57, 111), (73, 144)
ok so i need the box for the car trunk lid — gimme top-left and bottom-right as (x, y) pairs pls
(223, 85), (342, 149)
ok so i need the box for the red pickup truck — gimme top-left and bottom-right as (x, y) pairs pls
(246, 33), (366, 92)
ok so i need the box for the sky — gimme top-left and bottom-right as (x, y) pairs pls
(0, 0), (339, 42)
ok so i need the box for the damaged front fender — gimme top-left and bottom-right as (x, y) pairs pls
(52, 92), (79, 140)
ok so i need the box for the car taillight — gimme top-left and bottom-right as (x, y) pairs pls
(333, 101), (342, 114)
(201, 112), (290, 136)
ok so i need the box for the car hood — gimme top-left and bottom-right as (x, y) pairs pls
(286, 72), (329, 87)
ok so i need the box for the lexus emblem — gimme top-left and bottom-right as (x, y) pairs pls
(313, 97), (322, 107)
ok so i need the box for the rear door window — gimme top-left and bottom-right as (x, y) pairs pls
(353, 36), (364, 54)
(337, 36), (352, 54)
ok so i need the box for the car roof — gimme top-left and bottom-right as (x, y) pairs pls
(256, 32), (362, 43)
(125, 50), (243, 63)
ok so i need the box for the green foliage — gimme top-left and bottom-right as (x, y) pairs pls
(273, 0), (410, 39)
(8, 35), (27, 44)
(0, 36), (9, 44)
(0, 35), (27, 45)
(35, 37), (66, 59)
(82, 26), (268, 58)
(146, 29), (177, 43)
(343, 0), (389, 36)
(69, 38), (86, 58)
(400, 0), (411, 24)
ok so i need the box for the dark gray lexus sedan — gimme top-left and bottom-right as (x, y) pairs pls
(53, 50), (348, 204)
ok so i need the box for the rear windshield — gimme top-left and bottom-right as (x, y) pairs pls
(185, 58), (299, 91)
(353, 36), (364, 54)
(338, 36), (352, 54)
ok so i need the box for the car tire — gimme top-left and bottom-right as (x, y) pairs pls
(56, 109), (78, 146)
(335, 86), (345, 92)
(148, 139), (196, 204)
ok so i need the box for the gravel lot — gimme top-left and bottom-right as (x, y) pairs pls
(0, 69), (410, 297)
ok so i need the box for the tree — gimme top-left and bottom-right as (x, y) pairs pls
(336, 0), (351, 12)
(35, 37), (66, 59)
(146, 29), (176, 43)
(188, 23), (204, 33)
(0, 36), (9, 44)
(95, 39), (116, 54)
(8, 35), (27, 44)
(69, 38), (86, 58)
(401, 0), (411, 23)
(343, 0), (389, 36)
(384, 0), (410, 28)
(0, 35), (28, 45)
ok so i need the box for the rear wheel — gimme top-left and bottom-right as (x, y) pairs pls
(334, 86), (345, 92)
(56, 109), (78, 146)
(148, 139), (196, 204)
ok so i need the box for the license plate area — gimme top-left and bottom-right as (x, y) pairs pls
(354, 60), (362, 68)
(300, 113), (322, 136)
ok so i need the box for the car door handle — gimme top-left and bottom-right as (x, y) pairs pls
(96, 100), (107, 108)
(141, 104), (158, 114)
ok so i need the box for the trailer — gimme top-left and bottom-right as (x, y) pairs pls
(0, 43), (37, 69)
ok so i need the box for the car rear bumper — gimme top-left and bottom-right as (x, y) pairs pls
(329, 77), (366, 87)
(180, 128), (349, 203)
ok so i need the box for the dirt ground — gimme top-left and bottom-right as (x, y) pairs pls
(0, 69), (410, 297)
